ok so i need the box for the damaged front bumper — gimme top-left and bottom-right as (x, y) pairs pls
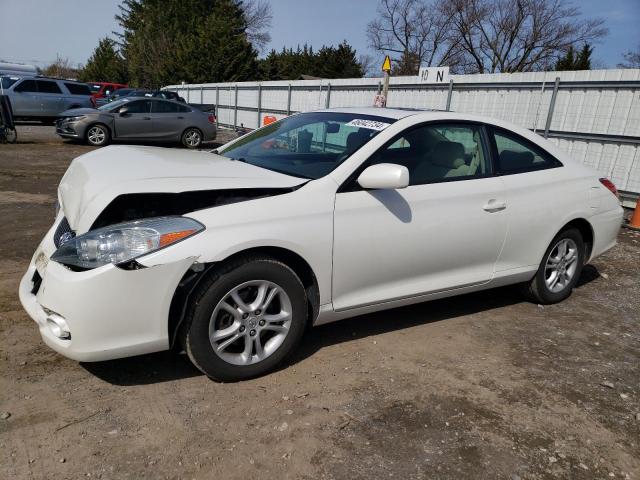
(18, 217), (195, 362)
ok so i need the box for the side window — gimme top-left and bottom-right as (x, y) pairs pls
(64, 83), (91, 95)
(36, 80), (62, 94)
(493, 129), (562, 174)
(123, 100), (151, 113)
(178, 104), (192, 113)
(152, 100), (180, 113)
(14, 80), (38, 93)
(372, 123), (490, 186)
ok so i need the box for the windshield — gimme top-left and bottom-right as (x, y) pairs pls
(98, 97), (131, 111)
(218, 112), (396, 179)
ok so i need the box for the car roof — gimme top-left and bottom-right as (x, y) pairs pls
(313, 107), (441, 120)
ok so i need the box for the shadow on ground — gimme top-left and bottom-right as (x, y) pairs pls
(82, 265), (601, 386)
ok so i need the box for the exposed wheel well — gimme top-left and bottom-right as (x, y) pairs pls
(168, 246), (320, 348)
(560, 218), (594, 262)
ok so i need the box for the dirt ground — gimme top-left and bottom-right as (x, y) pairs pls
(1, 126), (639, 480)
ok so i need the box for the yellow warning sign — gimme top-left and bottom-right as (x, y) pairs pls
(382, 55), (391, 72)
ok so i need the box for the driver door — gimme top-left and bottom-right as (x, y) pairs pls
(331, 122), (508, 311)
(113, 99), (153, 139)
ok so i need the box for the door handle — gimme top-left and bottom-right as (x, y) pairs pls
(483, 199), (507, 212)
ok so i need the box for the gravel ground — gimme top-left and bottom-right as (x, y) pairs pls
(1, 126), (639, 480)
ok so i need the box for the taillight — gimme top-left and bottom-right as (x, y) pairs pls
(599, 178), (619, 198)
(207, 114), (216, 124)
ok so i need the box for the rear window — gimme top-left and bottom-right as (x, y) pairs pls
(89, 84), (102, 92)
(65, 83), (91, 95)
(36, 80), (62, 94)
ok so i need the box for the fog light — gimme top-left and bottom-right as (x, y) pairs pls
(46, 314), (71, 340)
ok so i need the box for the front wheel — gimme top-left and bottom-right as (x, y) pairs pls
(523, 228), (585, 304)
(182, 257), (308, 381)
(181, 127), (202, 149)
(86, 124), (110, 147)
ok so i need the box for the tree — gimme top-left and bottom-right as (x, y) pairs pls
(367, 0), (459, 75)
(115, 0), (266, 87)
(40, 55), (80, 79)
(618, 45), (640, 69)
(243, 0), (273, 53)
(555, 43), (593, 71)
(258, 42), (363, 80)
(367, 0), (607, 74)
(79, 38), (128, 83)
(445, 0), (607, 73)
(357, 54), (376, 77)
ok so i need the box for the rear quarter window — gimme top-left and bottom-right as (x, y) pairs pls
(65, 83), (91, 95)
(492, 128), (562, 174)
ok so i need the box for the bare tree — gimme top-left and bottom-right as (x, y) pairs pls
(367, 0), (607, 74)
(367, 0), (459, 75)
(446, 0), (607, 73)
(357, 54), (377, 77)
(40, 55), (81, 79)
(618, 45), (640, 69)
(244, 0), (273, 53)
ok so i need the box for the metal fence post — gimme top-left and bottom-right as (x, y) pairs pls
(286, 84), (292, 115)
(186, 85), (190, 103)
(234, 84), (238, 129)
(325, 83), (332, 108)
(257, 84), (262, 128)
(215, 86), (219, 119)
(544, 77), (561, 138)
(446, 79), (454, 111)
(200, 86), (203, 104)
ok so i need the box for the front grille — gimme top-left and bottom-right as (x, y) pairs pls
(53, 217), (74, 248)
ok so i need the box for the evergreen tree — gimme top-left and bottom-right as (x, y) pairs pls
(115, 0), (259, 87)
(556, 44), (593, 71)
(79, 38), (127, 83)
(258, 41), (363, 80)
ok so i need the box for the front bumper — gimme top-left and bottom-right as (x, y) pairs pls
(19, 220), (195, 362)
(55, 119), (82, 138)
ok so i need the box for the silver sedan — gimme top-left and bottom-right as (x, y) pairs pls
(55, 97), (217, 148)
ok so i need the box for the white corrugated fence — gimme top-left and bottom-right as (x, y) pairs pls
(165, 69), (640, 202)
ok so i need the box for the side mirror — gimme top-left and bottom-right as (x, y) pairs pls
(357, 163), (409, 190)
(118, 106), (130, 116)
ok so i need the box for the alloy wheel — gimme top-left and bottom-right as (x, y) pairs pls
(544, 238), (579, 293)
(87, 126), (106, 145)
(185, 130), (201, 147)
(208, 280), (292, 366)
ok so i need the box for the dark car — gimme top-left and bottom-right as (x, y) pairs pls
(55, 96), (216, 148)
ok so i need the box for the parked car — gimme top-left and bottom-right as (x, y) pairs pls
(19, 108), (623, 381)
(55, 96), (216, 148)
(2, 76), (94, 123)
(89, 82), (128, 100)
(103, 88), (186, 104)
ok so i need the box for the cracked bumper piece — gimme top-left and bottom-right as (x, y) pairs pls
(19, 254), (194, 362)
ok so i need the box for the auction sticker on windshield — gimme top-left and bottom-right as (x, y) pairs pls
(345, 119), (391, 131)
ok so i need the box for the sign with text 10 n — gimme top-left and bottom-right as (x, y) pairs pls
(418, 66), (450, 84)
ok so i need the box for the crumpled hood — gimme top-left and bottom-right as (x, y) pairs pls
(59, 145), (306, 232)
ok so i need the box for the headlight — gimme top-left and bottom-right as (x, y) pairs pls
(65, 115), (86, 122)
(51, 216), (204, 270)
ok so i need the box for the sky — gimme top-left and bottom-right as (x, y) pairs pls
(0, 0), (638, 69)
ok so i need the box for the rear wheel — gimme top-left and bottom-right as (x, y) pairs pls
(181, 127), (202, 149)
(523, 228), (584, 304)
(86, 124), (110, 147)
(182, 257), (307, 381)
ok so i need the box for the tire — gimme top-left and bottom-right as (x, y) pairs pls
(523, 228), (585, 304)
(86, 123), (110, 147)
(181, 127), (202, 149)
(182, 256), (308, 381)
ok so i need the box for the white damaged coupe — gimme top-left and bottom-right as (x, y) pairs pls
(19, 108), (623, 381)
